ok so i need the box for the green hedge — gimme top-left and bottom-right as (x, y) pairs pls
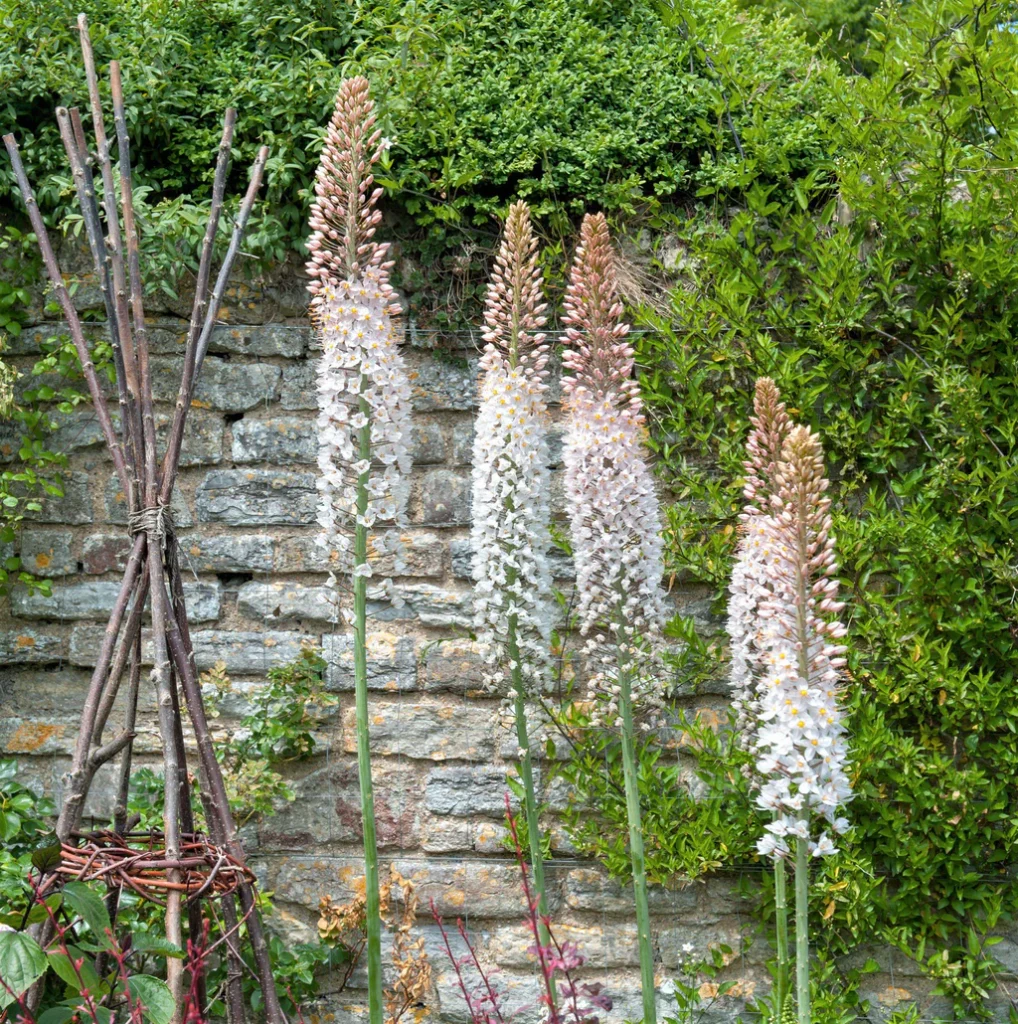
(0, 0), (832, 320)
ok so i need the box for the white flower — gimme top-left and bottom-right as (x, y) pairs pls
(307, 78), (413, 580)
(561, 213), (667, 721)
(728, 379), (853, 859)
(471, 201), (553, 693)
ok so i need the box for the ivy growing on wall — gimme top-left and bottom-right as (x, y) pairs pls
(562, 1), (1018, 1015)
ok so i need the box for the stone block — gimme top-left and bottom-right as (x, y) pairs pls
(392, 858), (542, 919)
(424, 764), (517, 818)
(12, 580), (220, 622)
(0, 628), (67, 665)
(176, 533), (275, 574)
(564, 867), (699, 916)
(450, 420), (474, 466)
(420, 818), (509, 854)
(280, 361), (317, 411)
(69, 625), (154, 667)
(79, 535), (131, 575)
(323, 631), (417, 692)
(367, 583), (472, 628)
(420, 639), (489, 693)
(274, 530), (444, 578)
(208, 323), (308, 359)
(490, 921), (640, 968)
(410, 422), (446, 465)
(188, 630), (313, 672)
(150, 356), (281, 411)
(25, 471), (93, 525)
(237, 581), (339, 623)
(195, 469), (317, 526)
(405, 352), (479, 411)
(19, 530), (75, 576)
(103, 475), (193, 528)
(231, 417), (316, 464)
(416, 469), (471, 526)
(341, 702), (494, 761)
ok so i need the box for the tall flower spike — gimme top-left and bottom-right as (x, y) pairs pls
(727, 378), (792, 729)
(727, 381), (852, 861)
(307, 77), (411, 1024)
(308, 78), (412, 583)
(471, 200), (553, 691)
(562, 211), (666, 1024)
(562, 212), (667, 714)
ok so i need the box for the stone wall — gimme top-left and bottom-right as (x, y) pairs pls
(0, 260), (977, 1023)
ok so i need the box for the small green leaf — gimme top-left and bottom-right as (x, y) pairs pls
(32, 837), (62, 872)
(62, 881), (113, 950)
(131, 933), (185, 959)
(128, 975), (175, 1024)
(37, 1008), (75, 1024)
(0, 931), (48, 1009)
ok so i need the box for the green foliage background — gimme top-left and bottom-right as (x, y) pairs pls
(0, 0), (830, 321)
(562, 0), (1018, 1016)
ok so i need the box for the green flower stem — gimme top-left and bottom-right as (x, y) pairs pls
(355, 396), (384, 1024)
(795, 830), (810, 1024)
(507, 611), (551, 949)
(774, 852), (790, 1015)
(619, 668), (656, 1024)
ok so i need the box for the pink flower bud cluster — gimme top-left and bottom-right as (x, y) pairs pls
(562, 214), (667, 722)
(728, 379), (852, 860)
(308, 79), (413, 599)
(471, 201), (554, 693)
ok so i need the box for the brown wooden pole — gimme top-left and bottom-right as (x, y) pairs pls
(52, 535), (146, 841)
(164, 541), (285, 1024)
(160, 109), (235, 492)
(76, 14), (143, 508)
(2, 134), (131, 499)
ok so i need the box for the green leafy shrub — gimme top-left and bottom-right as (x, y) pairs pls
(0, 0), (832, 321)
(563, 0), (1018, 1013)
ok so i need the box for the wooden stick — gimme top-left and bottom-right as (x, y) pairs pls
(160, 109), (235, 492)
(56, 106), (134, 482)
(77, 14), (142, 508)
(53, 535), (146, 841)
(161, 143), (269, 506)
(92, 567), (148, 745)
(171, 663), (209, 1012)
(165, 542), (285, 1024)
(2, 134), (131, 499)
(148, 556), (185, 1012)
(109, 60), (157, 508)
(191, 146), (270, 384)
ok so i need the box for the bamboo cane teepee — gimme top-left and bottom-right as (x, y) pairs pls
(4, 16), (284, 1023)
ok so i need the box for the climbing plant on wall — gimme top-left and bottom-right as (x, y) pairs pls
(562, 0), (1018, 1015)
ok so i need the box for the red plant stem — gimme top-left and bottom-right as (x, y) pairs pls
(505, 793), (557, 1022)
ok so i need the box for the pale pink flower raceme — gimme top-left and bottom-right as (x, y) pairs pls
(307, 77), (413, 602)
(728, 379), (852, 859)
(562, 213), (667, 723)
(471, 200), (553, 692)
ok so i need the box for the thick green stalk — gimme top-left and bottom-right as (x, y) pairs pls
(774, 853), (790, 1016)
(507, 611), (551, 948)
(354, 395), (384, 1024)
(795, 831), (810, 1024)
(619, 669), (656, 1024)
